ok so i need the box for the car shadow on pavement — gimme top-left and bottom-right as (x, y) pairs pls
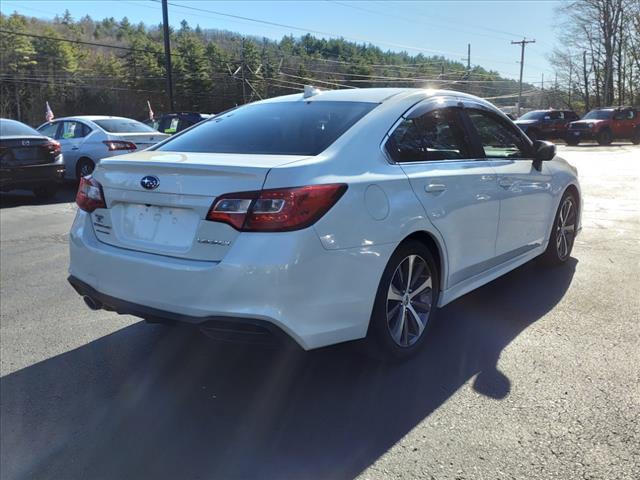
(0, 184), (77, 209)
(0, 258), (577, 480)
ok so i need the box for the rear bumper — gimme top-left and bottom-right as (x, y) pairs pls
(68, 275), (299, 347)
(0, 162), (65, 190)
(68, 210), (393, 350)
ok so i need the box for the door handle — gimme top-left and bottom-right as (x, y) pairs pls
(498, 177), (514, 189)
(71, 146), (79, 150)
(425, 183), (446, 193)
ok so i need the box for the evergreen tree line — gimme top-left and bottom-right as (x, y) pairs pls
(2, 10), (535, 126)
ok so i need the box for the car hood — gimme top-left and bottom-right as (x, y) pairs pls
(571, 119), (605, 126)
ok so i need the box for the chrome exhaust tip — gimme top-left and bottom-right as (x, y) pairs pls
(83, 295), (102, 311)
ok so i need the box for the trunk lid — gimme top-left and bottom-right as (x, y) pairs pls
(109, 132), (170, 149)
(0, 136), (56, 168)
(90, 151), (306, 261)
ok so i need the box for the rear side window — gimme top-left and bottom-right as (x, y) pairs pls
(386, 108), (472, 162)
(94, 118), (156, 133)
(466, 109), (530, 159)
(0, 119), (40, 137)
(156, 101), (377, 156)
(60, 121), (89, 139)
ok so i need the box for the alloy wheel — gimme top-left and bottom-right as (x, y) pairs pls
(556, 197), (576, 260)
(386, 254), (433, 347)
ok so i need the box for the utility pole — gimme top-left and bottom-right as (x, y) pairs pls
(161, 0), (174, 111)
(541, 73), (544, 108)
(511, 38), (535, 116)
(568, 60), (573, 108)
(466, 43), (471, 93)
(241, 37), (247, 104)
(583, 50), (590, 112)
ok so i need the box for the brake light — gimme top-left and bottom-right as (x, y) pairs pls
(76, 176), (106, 212)
(45, 139), (61, 156)
(207, 184), (347, 232)
(103, 140), (137, 151)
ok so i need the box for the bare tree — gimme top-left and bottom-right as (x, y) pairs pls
(551, 0), (639, 110)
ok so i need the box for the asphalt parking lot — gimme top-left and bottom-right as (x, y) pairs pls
(1, 144), (639, 480)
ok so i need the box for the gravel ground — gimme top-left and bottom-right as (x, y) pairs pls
(1, 144), (638, 480)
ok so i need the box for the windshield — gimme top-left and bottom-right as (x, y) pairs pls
(94, 118), (156, 133)
(155, 101), (377, 155)
(583, 110), (613, 120)
(0, 119), (40, 137)
(518, 111), (547, 120)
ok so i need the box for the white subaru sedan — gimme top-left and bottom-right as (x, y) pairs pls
(68, 88), (581, 359)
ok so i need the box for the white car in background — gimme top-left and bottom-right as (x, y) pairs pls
(68, 88), (581, 360)
(37, 116), (169, 179)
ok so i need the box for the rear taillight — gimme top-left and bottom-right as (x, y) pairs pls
(45, 139), (61, 156)
(103, 140), (137, 151)
(207, 184), (347, 232)
(76, 176), (106, 212)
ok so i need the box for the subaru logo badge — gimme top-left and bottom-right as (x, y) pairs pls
(140, 175), (160, 190)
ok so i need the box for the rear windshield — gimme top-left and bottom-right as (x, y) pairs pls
(583, 110), (613, 120)
(0, 119), (40, 137)
(155, 101), (377, 155)
(94, 118), (156, 133)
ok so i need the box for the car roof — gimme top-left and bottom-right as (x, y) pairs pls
(256, 87), (496, 107)
(50, 115), (137, 122)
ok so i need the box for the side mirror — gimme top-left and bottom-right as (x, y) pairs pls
(533, 140), (556, 162)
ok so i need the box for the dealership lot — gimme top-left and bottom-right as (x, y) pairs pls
(1, 144), (638, 479)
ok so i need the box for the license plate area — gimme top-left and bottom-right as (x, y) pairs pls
(116, 203), (199, 250)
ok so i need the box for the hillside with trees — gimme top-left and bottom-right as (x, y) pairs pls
(2, 10), (534, 125)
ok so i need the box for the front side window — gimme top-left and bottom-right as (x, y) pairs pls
(386, 108), (471, 162)
(155, 101), (377, 156)
(549, 111), (563, 120)
(614, 110), (636, 120)
(467, 109), (530, 159)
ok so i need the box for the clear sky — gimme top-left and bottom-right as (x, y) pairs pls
(2, 0), (565, 83)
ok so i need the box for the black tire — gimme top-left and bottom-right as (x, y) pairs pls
(597, 129), (612, 146)
(631, 129), (640, 145)
(527, 129), (539, 142)
(76, 158), (95, 180)
(565, 136), (580, 146)
(33, 185), (58, 200)
(367, 240), (440, 361)
(542, 191), (578, 265)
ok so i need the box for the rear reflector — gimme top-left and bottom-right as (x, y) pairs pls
(103, 140), (137, 151)
(207, 184), (347, 232)
(76, 176), (106, 212)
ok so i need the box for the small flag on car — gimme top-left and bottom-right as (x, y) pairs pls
(147, 100), (154, 121)
(45, 101), (54, 122)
